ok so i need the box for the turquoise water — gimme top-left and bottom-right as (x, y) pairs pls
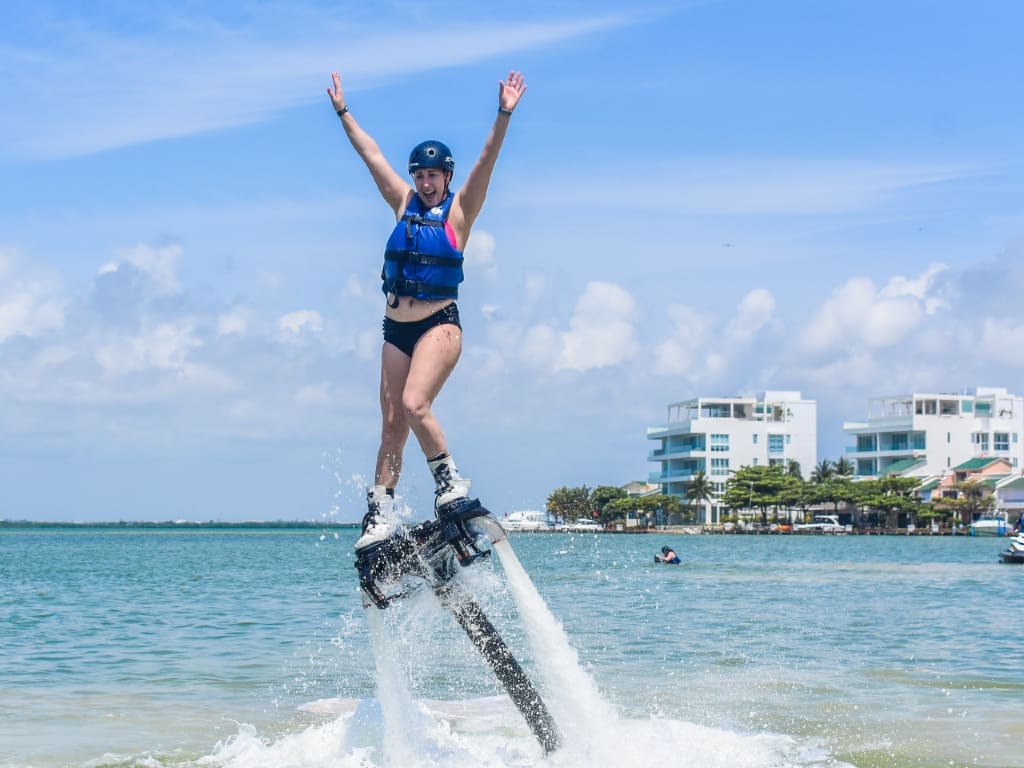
(1, 526), (1021, 767)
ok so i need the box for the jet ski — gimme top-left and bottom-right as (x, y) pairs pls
(998, 533), (1024, 564)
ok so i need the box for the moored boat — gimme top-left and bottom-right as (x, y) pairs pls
(970, 512), (1009, 537)
(501, 510), (554, 532)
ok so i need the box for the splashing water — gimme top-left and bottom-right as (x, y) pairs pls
(93, 527), (852, 768)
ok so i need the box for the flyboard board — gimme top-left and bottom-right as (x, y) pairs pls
(353, 497), (561, 754)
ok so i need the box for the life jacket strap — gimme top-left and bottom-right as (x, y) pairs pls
(384, 249), (462, 268)
(383, 277), (459, 299)
(404, 213), (447, 238)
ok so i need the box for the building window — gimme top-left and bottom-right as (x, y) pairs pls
(947, 432), (951, 443)
(710, 433), (729, 452)
(857, 435), (877, 452)
(889, 433), (908, 451)
(786, 434), (791, 444)
(913, 432), (926, 450)
(752, 434), (758, 444)
(962, 400), (974, 413)
(752, 457), (758, 465)
(972, 433), (990, 451)
(995, 432), (1009, 451)
(768, 434), (784, 454)
(975, 401), (992, 415)
(710, 458), (730, 476)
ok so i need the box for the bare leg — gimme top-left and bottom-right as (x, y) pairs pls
(376, 342), (412, 489)
(402, 323), (462, 458)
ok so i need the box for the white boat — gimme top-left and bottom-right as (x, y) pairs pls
(501, 510), (554, 532)
(557, 518), (604, 533)
(793, 514), (846, 533)
(970, 513), (1009, 537)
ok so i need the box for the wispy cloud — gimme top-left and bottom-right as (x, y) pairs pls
(521, 159), (982, 215)
(2, 7), (633, 160)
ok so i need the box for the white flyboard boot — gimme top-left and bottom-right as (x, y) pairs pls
(428, 453), (471, 511)
(354, 484), (397, 551)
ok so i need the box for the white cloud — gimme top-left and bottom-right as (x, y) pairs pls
(979, 317), (1024, 366)
(879, 262), (949, 314)
(653, 304), (712, 376)
(726, 288), (777, 345)
(557, 282), (637, 371)
(94, 321), (202, 376)
(217, 308), (248, 336)
(0, 251), (66, 343)
(524, 160), (980, 216)
(2, 11), (633, 160)
(464, 229), (497, 276)
(102, 243), (183, 295)
(278, 310), (323, 335)
(520, 323), (562, 370)
(800, 265), (949, 353)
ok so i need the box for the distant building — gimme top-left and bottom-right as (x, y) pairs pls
(842, 387), (1024, 478)
(621, 481), (661, 498)
(647, 391), (818, 524)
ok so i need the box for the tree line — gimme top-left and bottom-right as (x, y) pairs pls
(547, 458), (996, 528)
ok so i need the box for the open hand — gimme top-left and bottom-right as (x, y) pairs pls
(327, 72), (347, 112)
(498, 71), (527, 113)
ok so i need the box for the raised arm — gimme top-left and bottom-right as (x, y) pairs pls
(327, 72), (411, 217)
(453, 71), (527, 235)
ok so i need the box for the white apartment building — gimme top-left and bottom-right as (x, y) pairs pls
(647, 391), (818, 524)
(842, 386), (1024, 478)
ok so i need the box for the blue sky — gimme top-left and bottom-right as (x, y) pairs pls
(2, 0), (1023, 522)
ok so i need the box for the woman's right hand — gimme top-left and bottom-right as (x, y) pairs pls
(327, 72), (347, 112)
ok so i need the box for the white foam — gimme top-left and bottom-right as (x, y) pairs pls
(195, 535), (852, 768)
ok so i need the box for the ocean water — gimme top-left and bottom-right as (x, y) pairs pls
(1, 524), (1021, 768)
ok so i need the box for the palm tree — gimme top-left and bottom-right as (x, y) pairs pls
(834, 456), (854, 478)
(686, 470), (714, 522)
(810, 458), (835, 484)
(786, 459), (803, 480)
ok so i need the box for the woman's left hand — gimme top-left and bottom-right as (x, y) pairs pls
(498, 70), (527, 113)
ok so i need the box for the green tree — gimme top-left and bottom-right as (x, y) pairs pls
(723, 464), (787, 525)
(590, 485), (627, 517)
(546, 486), (592, 522)
(950, 480), (996, 523)
(810, 459), (835, 484)
(685, 470), (714, 520)
(834, 456), (855, 478)
(786, 459), (803, 480)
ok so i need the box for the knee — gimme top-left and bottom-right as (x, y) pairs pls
(402, 392), (432, 424)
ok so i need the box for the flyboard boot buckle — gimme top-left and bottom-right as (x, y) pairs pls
(434, 497), (501, 567)
(353, 528), (418, 609)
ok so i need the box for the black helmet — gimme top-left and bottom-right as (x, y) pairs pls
(661, 546), (670, 554)
(408, 140), (455, 174)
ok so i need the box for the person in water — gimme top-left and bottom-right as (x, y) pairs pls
(327, 70), (527, 549)
(656, 546), (681, 564)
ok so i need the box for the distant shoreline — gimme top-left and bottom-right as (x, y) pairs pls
(0, 519), (360, 529)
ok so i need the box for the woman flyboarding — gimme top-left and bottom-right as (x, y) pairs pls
(327, 70), (527, 549)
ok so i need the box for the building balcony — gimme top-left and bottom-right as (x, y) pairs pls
(648, 447), (705, 461)
(648, 470), (697, 484)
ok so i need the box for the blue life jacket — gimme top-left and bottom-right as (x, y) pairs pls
(382, 192), (464, 306)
